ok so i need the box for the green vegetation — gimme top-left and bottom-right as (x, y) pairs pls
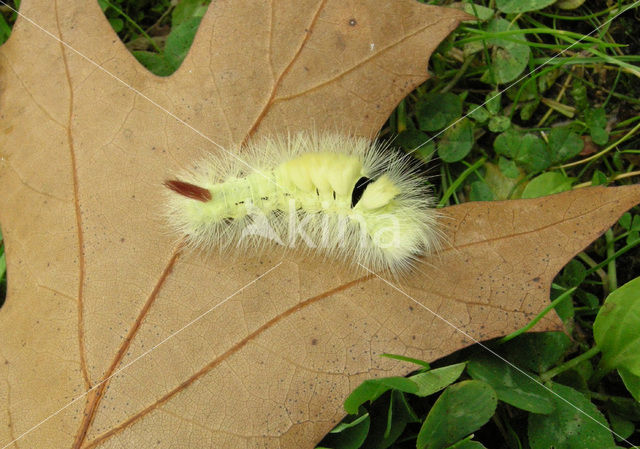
(0, 0), (639, 447)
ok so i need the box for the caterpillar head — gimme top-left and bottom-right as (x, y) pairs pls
(351, 175), (401, 210)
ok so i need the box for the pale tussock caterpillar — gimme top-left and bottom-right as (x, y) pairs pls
(164, 132), (441, 275)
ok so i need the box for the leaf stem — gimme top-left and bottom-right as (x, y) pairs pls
(559, 121), (640, 169)
(437, 157), (486, 207)
(604, 229), (618, 292)
(585, 238), (640, 278)
(573, 169), (640, 189)
(540, 346), (601, 383)
(499, 286), (576, 344)
(440, 56), (473, 94)
(577, 252), (609, 295)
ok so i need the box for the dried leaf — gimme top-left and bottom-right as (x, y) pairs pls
(0, 1), (638, 449)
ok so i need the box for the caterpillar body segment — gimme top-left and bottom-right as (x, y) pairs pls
(165, 132), (441, 274)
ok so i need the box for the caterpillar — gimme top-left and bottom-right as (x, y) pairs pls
(164, 132), (441, 275)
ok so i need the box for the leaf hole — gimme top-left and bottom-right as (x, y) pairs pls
(97, 0), (212, 76)
(0, 1), (19, 48)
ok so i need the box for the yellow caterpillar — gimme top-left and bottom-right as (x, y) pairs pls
(164, 132), (441, 274)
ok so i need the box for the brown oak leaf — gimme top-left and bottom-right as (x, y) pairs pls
(0, 1), (638, 448)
